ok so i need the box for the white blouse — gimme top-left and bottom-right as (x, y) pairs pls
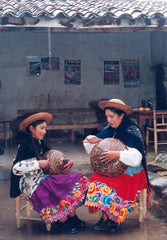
(13, 158), (44, 197)
(83, 142), (142, 167)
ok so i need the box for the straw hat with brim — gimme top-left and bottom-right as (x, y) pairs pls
(19, 112), (53, 132)
(98, 99), (133, 115)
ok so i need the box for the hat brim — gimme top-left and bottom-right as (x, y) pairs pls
(19, 112), (53, 132)
(98, 101), (133, 115)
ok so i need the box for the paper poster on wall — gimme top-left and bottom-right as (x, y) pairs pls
(50, 56), (60, 70)
(26, 56), (41, 76)
(104, 61), (119, 85)
(121, 60), (139, 87)
(41, 56), (59, 71)
(64, 60), (81, 84)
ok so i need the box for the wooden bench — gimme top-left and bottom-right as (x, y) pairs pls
(17, 108), (100, 143)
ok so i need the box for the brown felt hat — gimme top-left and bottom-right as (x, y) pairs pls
(19, 112), (53, 132)
(98, 98), (133, 115)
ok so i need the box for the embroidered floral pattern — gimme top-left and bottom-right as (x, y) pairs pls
(127, 125), (143, 140)
(40, 176), (89, 224)
(85, 181), (138, 224)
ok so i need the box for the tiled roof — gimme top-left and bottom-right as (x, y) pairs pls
(0, 0), (167, 28)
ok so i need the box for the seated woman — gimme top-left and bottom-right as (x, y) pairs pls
(10, 112), (89, 234)
(84, 99), (149, 233)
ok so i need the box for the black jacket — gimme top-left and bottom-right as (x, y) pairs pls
(10, 135), (50, 198)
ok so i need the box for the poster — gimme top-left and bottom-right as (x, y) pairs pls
(121, 60), (139, 87)
(41, 56), (59, 70)
(50, 56), (59, 70)
(64, 60), (81, 84)
(26, 56), (41, 76)
(41, 57), (50, 70)
(104, 61), (119, 85)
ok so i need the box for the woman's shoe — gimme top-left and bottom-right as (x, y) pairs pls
(108, 220), (122, 233)
(69, 215), (86, 228)
(60, 219), (78, 234)
(94, 217), (109, 231)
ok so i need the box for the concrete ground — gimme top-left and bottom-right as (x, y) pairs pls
(0, 137), (167, 240)
(1, 181), (167, 240)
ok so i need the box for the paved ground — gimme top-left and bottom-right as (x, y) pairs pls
(1, 137), (167, 240)
(1, 180), (167, 240)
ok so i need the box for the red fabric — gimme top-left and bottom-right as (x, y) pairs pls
(90, 169), (147, 201)
(85, 167), (148, 223)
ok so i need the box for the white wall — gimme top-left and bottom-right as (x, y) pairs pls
(0, 31), (158, 121)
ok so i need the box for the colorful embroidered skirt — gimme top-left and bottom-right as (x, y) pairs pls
(85, 166), (148, 224)
(31, 172), (89, 224)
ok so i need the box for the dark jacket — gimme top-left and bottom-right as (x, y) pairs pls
(10, 135), (50, 198)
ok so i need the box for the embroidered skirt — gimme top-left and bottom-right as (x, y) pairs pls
(85, 166), (148, 224)
(31, 172), (89, 224)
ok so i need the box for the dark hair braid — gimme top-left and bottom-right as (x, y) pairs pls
(30, 135), (42, 160)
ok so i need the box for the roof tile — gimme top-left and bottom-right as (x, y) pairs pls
(0, 0), (166, 27)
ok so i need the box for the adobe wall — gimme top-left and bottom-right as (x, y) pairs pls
(0, 31), (166, 121)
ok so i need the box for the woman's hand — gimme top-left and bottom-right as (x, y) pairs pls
(63, 158), (73, 174)
(38, 159), (50, 169)
(86, 135), (101, 144)
(100, 151), (120, 164)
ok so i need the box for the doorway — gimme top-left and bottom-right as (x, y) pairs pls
(155, 64), (167, 109)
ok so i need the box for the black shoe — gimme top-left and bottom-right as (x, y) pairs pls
(108, 220), (122, 233)
(69, 215), (86, 229)
(51, 221), (62, 233)
(60, 219), (78, 234)
(94, 217), (109, 231)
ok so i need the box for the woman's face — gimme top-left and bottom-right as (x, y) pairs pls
(29, 121), (47, 140)
(105, 109), (124, 128)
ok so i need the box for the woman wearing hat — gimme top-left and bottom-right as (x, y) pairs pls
(10, 112), (88, 234)
(84, 99), (149, 233)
